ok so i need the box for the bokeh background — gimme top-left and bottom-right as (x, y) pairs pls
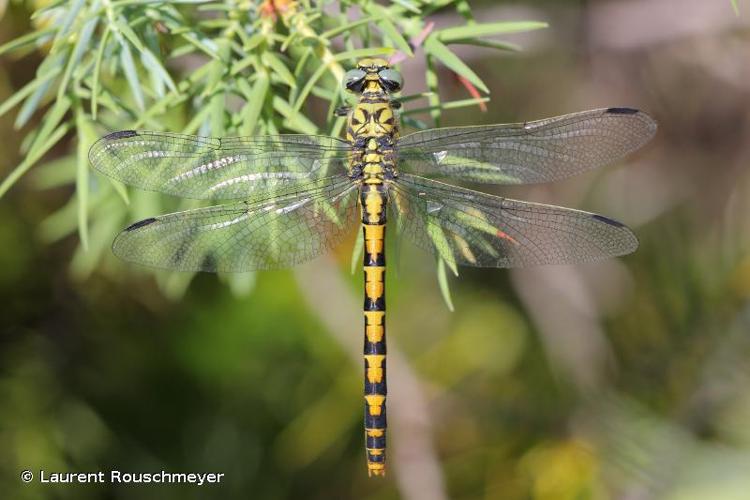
(2, 0), (750, 499)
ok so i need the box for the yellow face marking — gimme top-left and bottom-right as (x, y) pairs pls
(357, 57), (389, 69)
(365, 394), (386, 414)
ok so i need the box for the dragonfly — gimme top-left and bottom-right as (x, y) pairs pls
(89, 57), (657, 477)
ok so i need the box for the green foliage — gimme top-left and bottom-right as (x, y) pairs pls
(3, 2), (750, 498)
(0, 0), (545, 298)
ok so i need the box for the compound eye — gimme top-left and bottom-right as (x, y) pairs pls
(343, 69), (367, 93)
(378, 68), (403, 92)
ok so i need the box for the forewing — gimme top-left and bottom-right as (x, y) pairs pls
(113, 176), (359, 272)
(89, 130), (351, 199)
(389, 174), (638, 268)
(397, 108), (656, 184)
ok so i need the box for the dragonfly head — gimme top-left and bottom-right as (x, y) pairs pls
(343, 58), (403, 95)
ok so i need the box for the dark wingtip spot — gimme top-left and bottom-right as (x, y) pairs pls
(606, 107), (639, 115)
(592, 214), (626, 227)
(104, 130), (139, 141)
(200, 253), (218, 272)
(125, 217), (157, 231)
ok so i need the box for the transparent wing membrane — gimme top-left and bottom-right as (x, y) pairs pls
(93, 106), (654, 273)
(89, 130), (351, 199)
(112, 176), (359, 272)
(396, 108), (657, 185)
(389, 174), (638, 268)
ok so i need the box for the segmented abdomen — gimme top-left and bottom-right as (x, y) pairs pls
(361, 183), (387, 476)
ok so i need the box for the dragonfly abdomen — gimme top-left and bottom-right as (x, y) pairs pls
(361, 182), (388, 477)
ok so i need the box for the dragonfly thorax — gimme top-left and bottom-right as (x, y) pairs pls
(348, 121), (398, 183)
(344, 58), (401, 165)
(345, 71), (400, 185)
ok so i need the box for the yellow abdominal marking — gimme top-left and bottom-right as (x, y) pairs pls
(364, 191), (383, 221)
(365, 239), (383, 258)
(364, 311), (385, 343)
(364, 355), (385, 384)
(365, 393), (386, 414)
(363, 223), (384, 259)
(368, 463), (385, 476)
(364, 266), (385, 300)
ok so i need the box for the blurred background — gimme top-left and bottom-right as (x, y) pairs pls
(2, 0), (750, 499)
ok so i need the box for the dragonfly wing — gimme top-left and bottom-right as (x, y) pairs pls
(113, 176), (359, 272)
(397, 108), (656, 184)
(89, 130), (351, 199)
(389, 174), (638, 268)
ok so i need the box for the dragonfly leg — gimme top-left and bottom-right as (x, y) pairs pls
(335, 105), (351, 117)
